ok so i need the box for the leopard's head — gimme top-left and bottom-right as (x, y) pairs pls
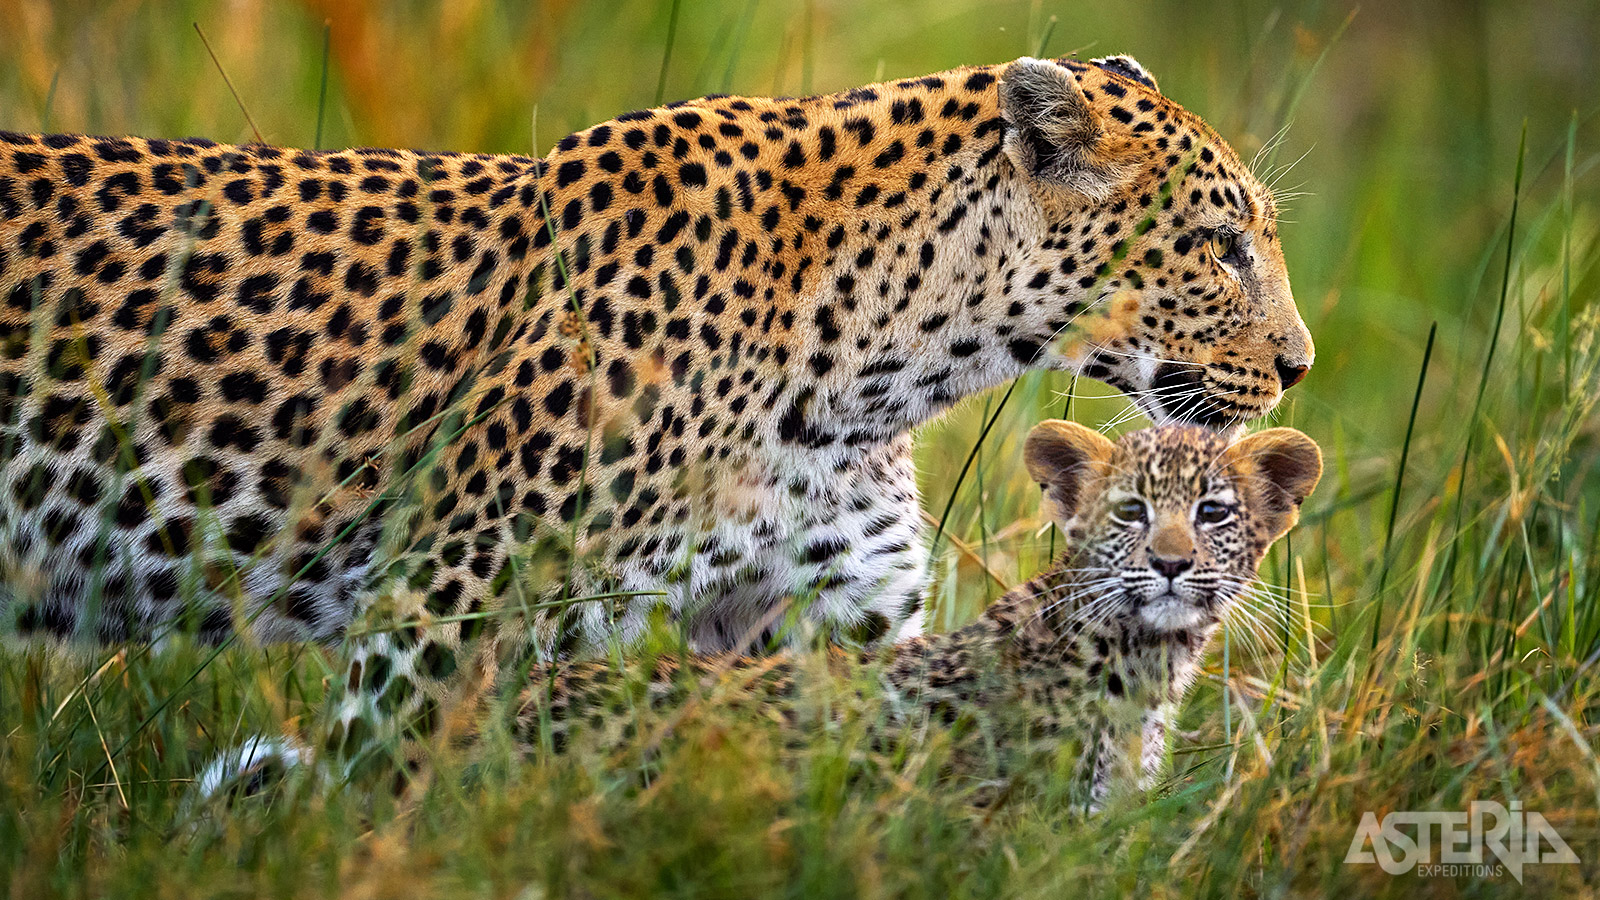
(997, 55), (1313, 428)
(1025, 420), (1321, 633)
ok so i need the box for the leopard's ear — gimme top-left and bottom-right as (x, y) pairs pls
(1225, 428), (1322, 534)
(998, 57), (1128, 201)
(1024, 419), (1116, 522)
(1090, 55), (1159, 92)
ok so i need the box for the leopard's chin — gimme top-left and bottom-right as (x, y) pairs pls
(1134, 362), (1275, 430)
(1137, 395), (1253, 432)
(1071, 359), (1260, 430)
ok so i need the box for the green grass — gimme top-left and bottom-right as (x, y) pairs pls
(3, 0), (1600, 896)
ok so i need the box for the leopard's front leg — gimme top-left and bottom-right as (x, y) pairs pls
(318, 478), (662, 789)
(328, 587), (486, 784)
(191, 518), (520, 801)
(802, 437), (931, 645)
(690, 436), (932, 651)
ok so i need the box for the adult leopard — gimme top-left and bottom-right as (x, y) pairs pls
(0, 55), (1312, 779)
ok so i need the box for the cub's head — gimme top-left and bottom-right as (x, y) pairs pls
(1024, 420), (1321, 633)
(996, 55), (1313, 427)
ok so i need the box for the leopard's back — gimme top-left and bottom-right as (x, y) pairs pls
(0, 133), (542, 641)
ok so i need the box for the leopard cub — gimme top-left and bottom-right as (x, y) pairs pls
(517, 422), (1321, 808)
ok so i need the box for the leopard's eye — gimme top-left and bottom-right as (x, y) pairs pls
(1195, 500), (1234, 525)
(1208, 229), (1238, 262)
(1111, 498), (1148, 525)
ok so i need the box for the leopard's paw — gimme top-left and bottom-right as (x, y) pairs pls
(192, 735), (315, 803)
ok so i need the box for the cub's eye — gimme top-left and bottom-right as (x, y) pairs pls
(1208, 229), (1239, 263)
(1111, 498), (1148, 525)
(1195, 500), (1235, 525)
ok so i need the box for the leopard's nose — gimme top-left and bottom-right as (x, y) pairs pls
(1150, 556), (1192, 580)
(1275, 356), (1309, 390)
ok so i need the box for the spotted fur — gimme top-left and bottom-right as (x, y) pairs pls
(0, 55), (1312, 777)
(518, 423), (1322, 809)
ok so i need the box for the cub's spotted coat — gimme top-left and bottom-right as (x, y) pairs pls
(0, 54), (1312, 776)
(518, 423), (1322, 807)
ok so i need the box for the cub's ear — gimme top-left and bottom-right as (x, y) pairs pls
(998, 57), (1128, 201)
(1024, 419), (1116, 522)
(1225, 428), (1323, 533)
(1090, 55), (1159, 92)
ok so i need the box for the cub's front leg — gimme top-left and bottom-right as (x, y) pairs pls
(1139, 702), (1178, 791)
(1085, 699), (1180, 813)
(1087, 699), (1147, 813)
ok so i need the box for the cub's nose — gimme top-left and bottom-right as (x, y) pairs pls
(1275, 356), (1310, 390)
(1150, 556), (1193, 580)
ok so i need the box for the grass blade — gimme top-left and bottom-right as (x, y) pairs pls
(1368, 321), (1436, 653)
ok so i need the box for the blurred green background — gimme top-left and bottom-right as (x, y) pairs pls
(2, 1), (1599, 896)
